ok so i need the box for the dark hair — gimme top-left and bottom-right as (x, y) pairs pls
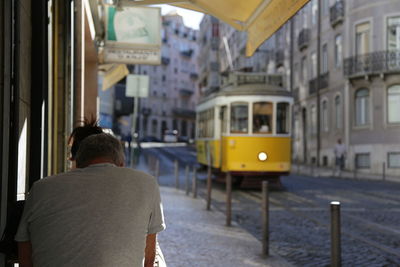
(76, 133), (124, 168)
(68, 118), (103, 160)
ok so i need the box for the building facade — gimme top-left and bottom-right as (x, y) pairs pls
(282, 0), (400, 176)
(136, 12), (200, 141)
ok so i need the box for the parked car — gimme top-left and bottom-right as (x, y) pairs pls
(163, 130), (178, 142)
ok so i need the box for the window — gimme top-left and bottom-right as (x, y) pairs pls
(312, 0), (318, 25)
(388, 152), (400, 168)
(388, 85), (400, 123)
(355, 88), (370, 126)
(356, 22), (370, 55)
(277, 103), (290, 134)
(301, 56), (307, 82)
(322, 44), (328, 73)
(231, 102), (248, 133)
(253, 102), (273, 134)
(387, 16), (400, 50)
(310, 105), (317, 134)
(152, 119), (158, 135)
(355, 153), (370, 169)
(335, 95), (342, 129)
(334, 35), (342, 68)
(220, 106), (228, 134)
(294, 63), (299, 86)
(311, 52), (317, 78)
(322, 100), (328, 131)
(322, 0), (329, 16)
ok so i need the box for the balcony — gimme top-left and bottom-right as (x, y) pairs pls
(190, 72), (199, 80)
(275, 50), (285, 67)
(172, 108), (196, 119)
(297, 28), (310, 51)
(180, 49), (193, 58)
(179, 89), (193, 97)
(308, 72), (329, 95)
(161, 57), (170, 65)
(330, 0), (344, 28)
(344, 50), (400, 78)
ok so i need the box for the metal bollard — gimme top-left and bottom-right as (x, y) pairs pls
(174, 160), (179, 189)
(192, 167), (197, 198)
(382, 162), (386, 181)
(262, 181), (269, 256)
(330, 201), (341, 267)
(206, 164), (212, 211)
(155, 159), (160, 182)
(226, 172), (232, 226)
(185, 165), (190, 195)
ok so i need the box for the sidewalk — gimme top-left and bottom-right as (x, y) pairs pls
(292, 163), (400, 183)
(157, 186), (293, 267)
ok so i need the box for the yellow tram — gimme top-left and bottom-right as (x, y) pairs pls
(196, 72), (293, 184)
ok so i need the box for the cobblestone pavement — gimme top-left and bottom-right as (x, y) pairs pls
(141, 146), (400, 266)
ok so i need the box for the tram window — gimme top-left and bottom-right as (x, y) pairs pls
(207, 109), (214, 138)
(231, 102), (248, 133)
(277, 102), (290, 134)
(220, 106), (228, 134)
(253, 102), (273, 134)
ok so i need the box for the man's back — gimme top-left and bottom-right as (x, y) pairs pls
(16, 163), (165, 267)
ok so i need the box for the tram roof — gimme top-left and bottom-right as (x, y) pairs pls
(199, 72), (292, 104)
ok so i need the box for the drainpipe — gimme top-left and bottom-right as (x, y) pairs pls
(316, 0), (321, 167)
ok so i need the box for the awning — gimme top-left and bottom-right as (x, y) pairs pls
(117, 0), (310, 56)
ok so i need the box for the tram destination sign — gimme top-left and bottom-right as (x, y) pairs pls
(103, 6), (161, 65)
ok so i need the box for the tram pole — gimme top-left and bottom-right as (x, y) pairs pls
(262, 181), (269, 256)
(206, 156), (212, 211)
(226, 172), (232, 226)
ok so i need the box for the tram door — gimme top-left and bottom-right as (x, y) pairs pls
(219, 106), (228, 167)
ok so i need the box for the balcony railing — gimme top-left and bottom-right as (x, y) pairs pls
(275, 50), (284, 67)
(172, 108), (196, 119)
(180, 49), (193, 58)
(161, 57), (170, 65)
(344, 50), (400, 78)
(309, 72), (329, 95)
(190, 72), (199, 80)
(298, 28), (310, 51)
(179, 89), (193, 97)
(330, 0), (344, 27)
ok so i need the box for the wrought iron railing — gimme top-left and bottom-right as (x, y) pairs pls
(179, 89), (193, 97)
(161, 57), (170, 65)
(344, 50), (400, 78)
(330, 0), (344, 27)
(298, 28), (310, 51)
(309, 72), (329, 95)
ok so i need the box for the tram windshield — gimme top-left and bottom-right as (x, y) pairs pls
(277, 102), (290, 134)
(253, 102), (273, 134)
(230, 102), (248, 133)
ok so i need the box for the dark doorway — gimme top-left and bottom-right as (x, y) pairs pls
(302, 107), (307, 164)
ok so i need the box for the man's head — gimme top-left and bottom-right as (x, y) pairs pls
(337, 138), (342, 144)
(75, 133), (125, 168)
(68, 119), (103, 161)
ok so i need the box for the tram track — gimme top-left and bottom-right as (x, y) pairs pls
(240, 189), (400, 261)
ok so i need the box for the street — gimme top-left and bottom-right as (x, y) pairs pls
(141, 144), (400, 267)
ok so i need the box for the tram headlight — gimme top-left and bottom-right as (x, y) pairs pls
(258, 152), (268, 161)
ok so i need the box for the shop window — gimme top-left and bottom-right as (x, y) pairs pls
(355, 153), (370, 169)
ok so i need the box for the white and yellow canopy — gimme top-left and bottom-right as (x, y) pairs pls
(118, 0), (309, 56)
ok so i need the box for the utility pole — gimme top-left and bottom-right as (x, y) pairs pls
(316, 0), (322, 167)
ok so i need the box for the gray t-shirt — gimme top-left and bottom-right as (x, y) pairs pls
(15, 163), (165, 267)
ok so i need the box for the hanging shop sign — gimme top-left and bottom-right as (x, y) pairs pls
(104, 6), (161, 65)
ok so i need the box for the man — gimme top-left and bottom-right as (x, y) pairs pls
(16, 133), (165, 267)
(334, 138), (346, 176)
